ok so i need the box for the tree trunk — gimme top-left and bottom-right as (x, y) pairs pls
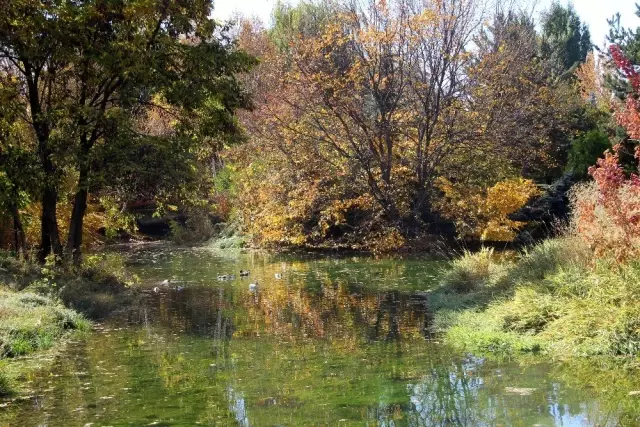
(413, 184), (437, 225)
(40, 217), (50, 263)
(67, 130), (93, 265)
(67, 170), (89, 265)
(11, 205), (25, 256)
(28, 76), (62, 262)
(39, 185), (63, 262)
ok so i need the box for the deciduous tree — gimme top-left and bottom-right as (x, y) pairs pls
(0, 0), (254, 262)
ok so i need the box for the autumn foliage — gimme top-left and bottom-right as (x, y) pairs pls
(610, 45), (640, 140)
(436, 178), (541, 242)
(229, 0), (583, 251)
(570, 46), (640, 261)
(571, 146), (640, 262)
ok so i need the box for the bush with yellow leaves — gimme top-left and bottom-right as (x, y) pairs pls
(436, 177), (541, 242)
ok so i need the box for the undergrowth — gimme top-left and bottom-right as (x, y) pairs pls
(207, 221), (247, 250)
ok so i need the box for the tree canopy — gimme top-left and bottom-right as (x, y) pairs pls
(227, 0), (591, 250)
(1, 0), (634, 255)
(0, 0), (254, 261)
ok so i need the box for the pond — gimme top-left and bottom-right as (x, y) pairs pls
(2, 247), (640, 426)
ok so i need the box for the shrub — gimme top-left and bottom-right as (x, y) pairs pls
(369, 227), (406, 254)
(436, 177), (541, 242)
(567, 129), (611, 179)
(571, 145), (640, 262)
(170, 206), (216, 245)
(208, 221), (247, 250)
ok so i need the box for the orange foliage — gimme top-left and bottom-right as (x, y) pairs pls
(573, 45), (640, 260)
(575, 52), (610, 110)
(615, 98), (640, 141)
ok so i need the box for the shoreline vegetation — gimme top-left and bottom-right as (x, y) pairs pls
(428, 238), (640, 359)
(0, 253), (132, 397)
(426, 120), (640, 361)
(0, 288), (88, 396)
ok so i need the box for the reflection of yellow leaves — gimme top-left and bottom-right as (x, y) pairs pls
(242, 269), (423, 342)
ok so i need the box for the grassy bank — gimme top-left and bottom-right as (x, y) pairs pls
(1, 252), (134, 319)
(0, 288), (89, 396)
(428, 238), (640, 359)
(0, 252), (134, 397)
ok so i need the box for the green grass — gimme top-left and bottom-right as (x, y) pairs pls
(440, 247), (510, 292)
(0, 290), (89, 358)
(0, 252), (41, 290)
(0, 365), (11, 396)
(11, 252), (136, 320)
(429, 238), (640, 359)
(0, 288), (89, 396)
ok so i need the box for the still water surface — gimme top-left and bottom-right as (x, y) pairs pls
(3, 247), (640, 426)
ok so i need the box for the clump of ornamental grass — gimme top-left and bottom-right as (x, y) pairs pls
(18, 253), (135, 320)
(511, 237), (591, 282)
(428, 247), (512, 335)
(0, 365), (11, 396)
(439, 247), (510, 293)
(444, 310), (543, 356)
(0, 251), (41, 291)
(0, 289), (89, 359)
(538, 262), (640, 357)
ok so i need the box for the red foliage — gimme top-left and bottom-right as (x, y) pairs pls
(610, 45), (640, 140)
(610, 44), (640, 92)
(575, 45), (640, 260)
(574, 145), (640, 261)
